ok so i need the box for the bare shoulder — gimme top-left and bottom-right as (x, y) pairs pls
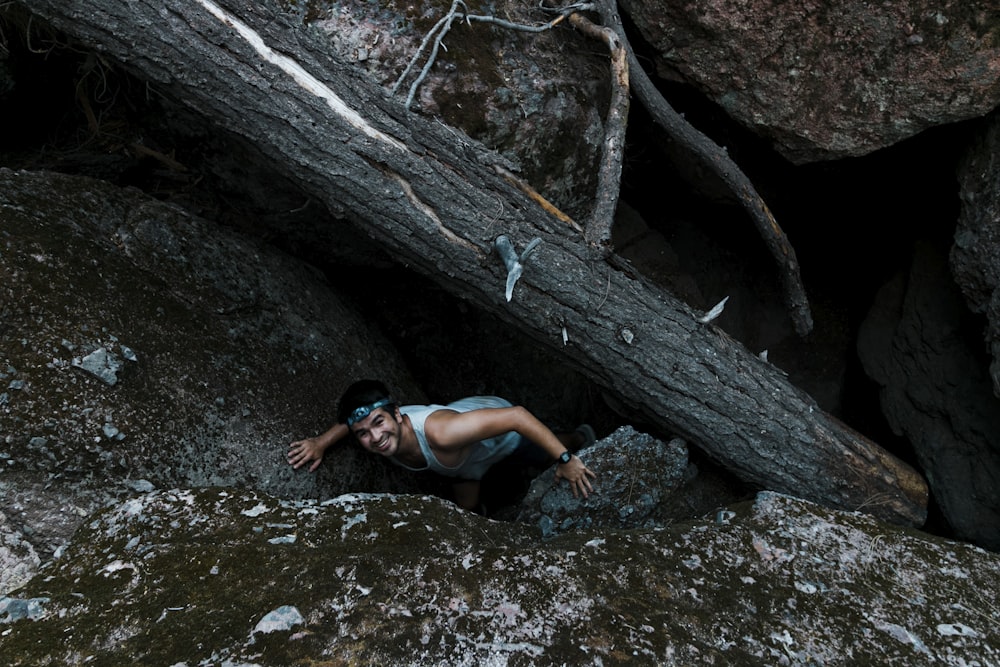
(423, 406), (519, 449)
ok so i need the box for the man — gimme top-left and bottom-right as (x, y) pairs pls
(287, 379), (596, 511)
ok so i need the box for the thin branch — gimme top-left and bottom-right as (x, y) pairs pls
(396, 0), (467, 110)
(567, 7), (629, 258)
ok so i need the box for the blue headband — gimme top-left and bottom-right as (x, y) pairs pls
(345, 398), (392, 426)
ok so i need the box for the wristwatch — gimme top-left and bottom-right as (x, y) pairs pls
(558, 451), (572, 465)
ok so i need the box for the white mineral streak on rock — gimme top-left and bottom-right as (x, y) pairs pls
(193, 0), (405, 151)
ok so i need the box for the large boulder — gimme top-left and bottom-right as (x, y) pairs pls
(622, 0), (1000, 163)
(1, 488), (997, 664)
(858, 240), (1000, 551)
(0, 168), (433, 591)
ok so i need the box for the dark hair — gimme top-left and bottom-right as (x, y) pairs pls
(337, 379), (398, 425)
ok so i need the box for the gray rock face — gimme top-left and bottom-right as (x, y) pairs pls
(858, 241), (1000, 551)
(622, 0), (1000, 163)
(517, 426), (689, 536)
(953, 111), (1000, 399)
(2, 488), (997, 665)
(0, 168), (431, 590)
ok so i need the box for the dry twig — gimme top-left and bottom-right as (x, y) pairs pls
(393, 0), (592, 110)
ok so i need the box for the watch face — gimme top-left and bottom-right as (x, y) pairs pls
(559, 452), (572, 464)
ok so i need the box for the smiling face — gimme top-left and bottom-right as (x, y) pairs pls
(349, 407), (404, 457)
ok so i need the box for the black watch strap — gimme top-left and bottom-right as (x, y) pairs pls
(558, 451), (572, 465)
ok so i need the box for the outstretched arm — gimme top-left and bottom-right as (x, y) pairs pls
(425, 406), (596, 498)
(287, 422), (349, 472)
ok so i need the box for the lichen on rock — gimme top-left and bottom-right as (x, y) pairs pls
(517, 426), (689, 536)
(2, 488), (998, 665)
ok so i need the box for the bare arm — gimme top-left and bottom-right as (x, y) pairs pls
(287, 422), (349, 472)
(425, 406), (596, 498)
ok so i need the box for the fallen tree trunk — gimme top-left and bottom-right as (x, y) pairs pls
(14, 0), (928, 525)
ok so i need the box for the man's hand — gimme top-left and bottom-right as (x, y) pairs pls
(287, 437), (325, 472)
(555, 456), (596, 498)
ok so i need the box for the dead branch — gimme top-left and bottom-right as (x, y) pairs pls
(599, 0), (814, 335)
(566, 8), (628, 258)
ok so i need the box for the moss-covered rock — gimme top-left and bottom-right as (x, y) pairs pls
(0, 168), (436, 591)
(1, 489), (997, 665)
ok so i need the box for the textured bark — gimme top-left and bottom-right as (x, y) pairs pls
(13, 0), (928, 525)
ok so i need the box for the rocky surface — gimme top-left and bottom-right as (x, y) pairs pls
(3, 4), (1000, 658)
(0, 168), (436, 591)
(858, 241), (1000, 551)
(620, 0), (1000, 163)
(953, 110), (1000, 399)
(2, 488), (997, 665)
(852, 107), (1000, 551)
(518, 426), (690, 536)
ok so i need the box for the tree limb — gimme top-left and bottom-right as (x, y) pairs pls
(566, 8), (629, 258)
(601, 1), (814, 335)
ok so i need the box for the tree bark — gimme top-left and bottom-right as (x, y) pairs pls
(13, 0), (928, 525)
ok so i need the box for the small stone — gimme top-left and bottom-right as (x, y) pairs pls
(252, 605), (305, 635)
(73, 348), (123, 386)
(129, 479), (155, 493)
(0, 597), (49, 622)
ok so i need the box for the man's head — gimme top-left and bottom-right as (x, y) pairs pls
(337, 379), (403, 456)
(337, 379), (398, 425)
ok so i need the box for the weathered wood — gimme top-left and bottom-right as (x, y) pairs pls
(14, 0), (928, 525)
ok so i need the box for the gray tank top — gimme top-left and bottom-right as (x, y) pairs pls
(393, 396), (522, 480)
